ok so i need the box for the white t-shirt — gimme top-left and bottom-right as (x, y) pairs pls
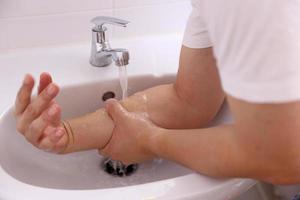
(183, 0), (300, 103)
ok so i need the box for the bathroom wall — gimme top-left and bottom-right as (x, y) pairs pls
(0, 0), (191, 52)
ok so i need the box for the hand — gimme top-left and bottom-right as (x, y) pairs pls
(100, 99), (159, 165)
(14, 73), (68, 153)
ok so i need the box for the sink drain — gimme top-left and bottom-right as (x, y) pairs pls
(102, 91), (115, 102)
(102, 158), (138, 177)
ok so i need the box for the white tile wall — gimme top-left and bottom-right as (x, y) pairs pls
(0, 0), (113, 18)
(0, 9), (113, 52)
(0, 0), (191, 51)
(112, 2), (191, 38)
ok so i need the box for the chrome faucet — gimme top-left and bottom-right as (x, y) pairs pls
(90, 16), (130, 67)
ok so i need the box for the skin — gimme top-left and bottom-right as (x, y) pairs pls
(14, 46), (300, 185)
(14, 73), (115, 153)
(14, 73), (67, 153)
(102, 96), (300, 184)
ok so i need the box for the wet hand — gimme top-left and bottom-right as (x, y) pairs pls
(14, 73), (68, 153)
(100, 99), (159, 165)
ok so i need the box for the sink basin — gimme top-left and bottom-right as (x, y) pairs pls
(0, 73), (255, 200)
(0, 34), (255, 200)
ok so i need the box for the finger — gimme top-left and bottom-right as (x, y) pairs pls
(105, 99), (128, 123)
(42, 103), (61, 127)
(25, 104), (61, 145)
(14, 74), (35, 116)
(50, 104), (61, 127)
(20, 83), (59, 126)
(38, 137), (55, 152)
(38, 126), (65, 152)
(53, 134), (69, 154)
(98, 149), (109, 157)
(43, 126), (65, 144)
(38, 72), (52, 94)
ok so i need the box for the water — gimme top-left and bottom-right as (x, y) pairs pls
(104, 65), (133, 177)
(119, 66), (128, 99)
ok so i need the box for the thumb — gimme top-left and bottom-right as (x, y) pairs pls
(105, 99), (128, 123)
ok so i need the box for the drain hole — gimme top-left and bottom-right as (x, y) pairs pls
(102, 91), (115, 101)
(101, 158), (138, 177)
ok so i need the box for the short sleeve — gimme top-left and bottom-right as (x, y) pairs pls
(182, 1), (212, 49)
(212, 0), (300, 103)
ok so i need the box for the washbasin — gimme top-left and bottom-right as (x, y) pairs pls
(0, 74), (255, 200)
(0, 34), (255, 199)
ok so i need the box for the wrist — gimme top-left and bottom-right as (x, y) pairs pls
(143, 126), (165, 158)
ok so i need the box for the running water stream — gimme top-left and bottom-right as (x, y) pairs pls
(103, 65), (138, 177)
(119, 66), (128, 99)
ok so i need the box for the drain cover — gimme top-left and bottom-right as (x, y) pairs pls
(102, 158), (138, 177)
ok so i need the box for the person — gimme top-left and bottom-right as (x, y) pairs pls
(14, 0), (300, 189)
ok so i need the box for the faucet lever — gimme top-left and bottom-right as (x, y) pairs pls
(91, 16), (130, 32)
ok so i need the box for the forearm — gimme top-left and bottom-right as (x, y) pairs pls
(148, 125), (243, 178)
(148, 124), (292, 184)
(63, 109), (114, 153)
(123, 84), (222, 128)
(64, 84), (222, 153)
(147, 122), (300, 184)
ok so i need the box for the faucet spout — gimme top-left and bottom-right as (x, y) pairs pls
(107, 49), (130, 67)
(89, 16), (130, 67)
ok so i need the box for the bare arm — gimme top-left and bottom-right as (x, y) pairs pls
(145, 96), (300, 185)
(66, 46), (224, 153)
(15, 46), (224, 153)
(96, 47), (300, 185)
(101, 94), (300, 185)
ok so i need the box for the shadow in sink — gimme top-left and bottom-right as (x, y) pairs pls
(0, 74), (234, 190)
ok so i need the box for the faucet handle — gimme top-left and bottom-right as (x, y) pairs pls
(91, 16), (130, 32)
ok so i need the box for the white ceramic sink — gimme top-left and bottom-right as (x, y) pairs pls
(0, 34), (255, 200)
(0, 74), (254, 200)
